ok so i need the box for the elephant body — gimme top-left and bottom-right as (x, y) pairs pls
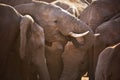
(95, 43), (120, 80)
(0, 3), (23, 80)
(91, 13), (120, 80)
(79, 0), (120, 32)
(15, 1), (94, 80)
(0, 4), (50, 80)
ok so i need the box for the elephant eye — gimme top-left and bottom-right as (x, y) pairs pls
(54, 20), (58, 23)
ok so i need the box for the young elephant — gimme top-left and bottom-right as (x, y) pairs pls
(0, 4), (50, 80)
(15, 1), (94, 80)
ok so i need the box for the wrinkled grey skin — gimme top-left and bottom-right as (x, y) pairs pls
(15, 1), (94, 80)
(0, 4), (50, 80)
(79, 0), (120, 32)
(95, 43), (120, 80)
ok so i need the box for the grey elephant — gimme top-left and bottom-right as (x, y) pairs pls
(15, 1), (94, 80)
(0, 3), (50, 80)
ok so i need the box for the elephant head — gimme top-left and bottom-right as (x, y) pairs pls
(15, 1), (94, 49)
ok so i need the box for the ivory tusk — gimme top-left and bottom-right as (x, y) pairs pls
(94, 33), (100, 37)
(69, 31), (90, 37)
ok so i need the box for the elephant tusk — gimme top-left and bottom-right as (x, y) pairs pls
(69, 31), (90, 38)
(94, 33), (100, 37)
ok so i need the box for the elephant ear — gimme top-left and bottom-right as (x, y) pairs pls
(19, 15), (34, 59)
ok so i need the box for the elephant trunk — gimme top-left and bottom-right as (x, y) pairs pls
(60, 60), (80, 80)
(25, 23), (50, 80)
(33, 51), (50, 80)
(60, 48), (85, 80)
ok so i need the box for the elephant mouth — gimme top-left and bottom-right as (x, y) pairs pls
(67, 36), (84, 48)
(45, 40), (52, 46)
(67, 31), (90, 48)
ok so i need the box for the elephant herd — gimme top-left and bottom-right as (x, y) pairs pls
(0, 0), (120, 80)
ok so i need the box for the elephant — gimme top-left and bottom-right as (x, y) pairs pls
(77, 13), (120, 80)
(90, 13), (120, 80)
(0, 4), (50, 80)
(95, 42), (120, 80)
(15, 1), (95, 80)
(51, 0), (88, 17)
(60, 41), (89, 80)
(79, 0), (120, 32)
